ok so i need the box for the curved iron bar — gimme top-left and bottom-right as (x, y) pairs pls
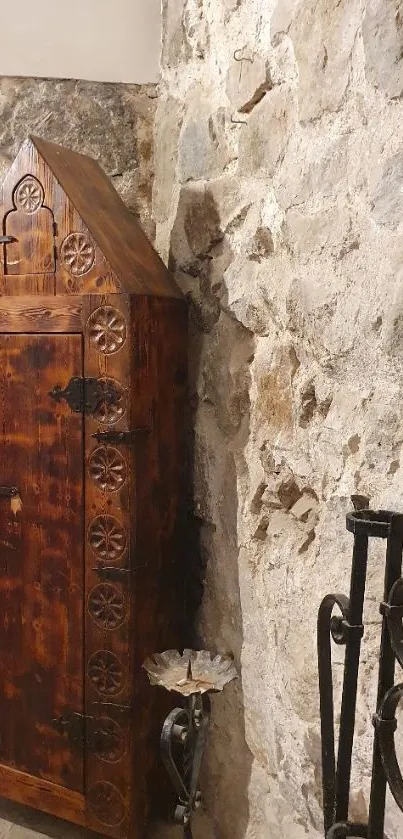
(161, 707), (190, 803)
(318, 508), (403, 839)
(384, 577), (403, 670)
(326, 822), (368, 838)
(375, 683), (403, 812)
(367, 513), (403, 837)
(160, 695), (211, 838)
(318, 593), (350, 833)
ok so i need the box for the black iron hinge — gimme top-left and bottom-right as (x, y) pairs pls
(0, 486), (20, 498)
(53, 712), (86, 746)
(53, 708), (131, 751)
(49, 377), (117, 416)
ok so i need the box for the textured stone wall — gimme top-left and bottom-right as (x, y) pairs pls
(153, 1), (403, 837)
(0, 77), (156, 237)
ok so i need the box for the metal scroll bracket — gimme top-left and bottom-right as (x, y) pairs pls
(143, 650), (237, 838)
(161, 691), (211, 838)
(318, 504), (403, 839)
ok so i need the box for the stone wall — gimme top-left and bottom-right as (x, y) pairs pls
(0, 77), (156, 237)
(153, 1), (403, 837)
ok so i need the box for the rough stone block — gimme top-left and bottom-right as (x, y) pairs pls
(288, 0), (362, 121)
(239, 86), (293, 178)
(371, 152), (403, 230)
(178, 98), (231, 182)
(226, 53), (272, 113)
(363, 0), (403, 99)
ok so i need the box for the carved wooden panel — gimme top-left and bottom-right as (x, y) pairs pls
(60, 232), (95, 276)
(88, 584), (127, 630)
(4, 176), (55, 275)
(93, 718), (126, 763)
(83, 294), (132, 835)
(88, 305), (127, 354)
(88, 446), (127, 492)
(88, 515), (127, 563)
(87, 781), (125, 826)
(0, 141), (122, 296)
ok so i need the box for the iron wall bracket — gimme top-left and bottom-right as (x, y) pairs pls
(161, 693), (211, 838)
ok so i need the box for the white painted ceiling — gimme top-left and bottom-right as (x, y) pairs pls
(0, 0), (161, 84)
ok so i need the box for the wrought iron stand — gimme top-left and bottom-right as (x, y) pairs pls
(143, 649), (237, 838)
(318, 506), (403, 838)
(161, 690), (211, 838)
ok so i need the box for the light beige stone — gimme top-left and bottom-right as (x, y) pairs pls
(161, 0), (191, 67)
(239, 85), (294, 178)
(288, 0), (362, 122)
(226, 53), (271, 113)
(178, 97), (231, 182)
(363, 0), (403, 99)
(371, 151), (403, 230)
(149, 0), (403, 838)
(153, 96), (183, 224)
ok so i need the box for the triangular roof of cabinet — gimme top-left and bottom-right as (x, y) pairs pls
(0, 135), (181, 297)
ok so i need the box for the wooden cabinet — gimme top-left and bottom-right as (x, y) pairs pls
(0, 137), (187, 838)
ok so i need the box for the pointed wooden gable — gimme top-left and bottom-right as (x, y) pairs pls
(0, 135), (181, 298)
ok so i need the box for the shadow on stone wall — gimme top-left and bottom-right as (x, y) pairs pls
(167, 184), (254, 839)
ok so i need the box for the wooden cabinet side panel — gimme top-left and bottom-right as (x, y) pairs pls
(82, 294), (133, 838)
(130, 297), (188, 830)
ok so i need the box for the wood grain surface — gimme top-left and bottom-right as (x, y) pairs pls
(0, 334), (84, 791)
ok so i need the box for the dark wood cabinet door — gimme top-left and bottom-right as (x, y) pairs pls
(0, 334), (84, 792)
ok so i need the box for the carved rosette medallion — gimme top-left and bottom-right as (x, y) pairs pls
(94, 717), (126, 763)
(87, 781), (125, 826)
(87, 305), (127, 354)
(14, 176), (44, 213)
(93, 378), (126, 425)
(61, 232), (95, 276)
(88, 446), (127, 492)
(87, 650), (124, 697)
(88, 515), (126, 562)
(88, 584), (126, 630)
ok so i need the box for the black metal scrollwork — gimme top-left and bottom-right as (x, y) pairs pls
(161, 694), (211, 839)
(318, 506), (403, 839)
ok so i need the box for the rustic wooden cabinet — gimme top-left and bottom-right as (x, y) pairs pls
(0, 137), (187, 837)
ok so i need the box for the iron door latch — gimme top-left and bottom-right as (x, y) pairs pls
(92, 564), (130, 582)
(92, 428), (150, 444)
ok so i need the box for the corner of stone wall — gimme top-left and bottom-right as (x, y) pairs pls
(152, 1), (403, 838)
